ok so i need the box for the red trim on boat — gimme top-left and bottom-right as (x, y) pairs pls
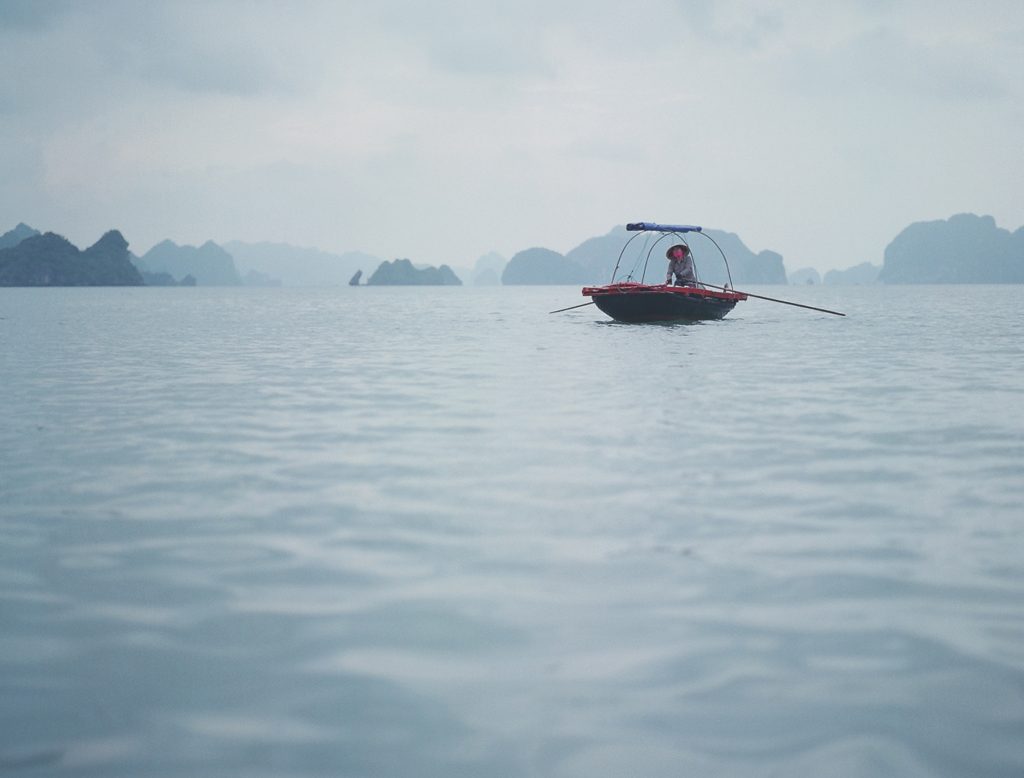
(582, 282), (747, 301)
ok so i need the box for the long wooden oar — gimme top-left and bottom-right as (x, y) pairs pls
(549, 301), (595, 314)
(549, 285), (845, 317)
(702, 282), (846, 316)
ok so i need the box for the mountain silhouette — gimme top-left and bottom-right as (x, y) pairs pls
(137, 240), (242, 285)
(224, 240), (380, 287)
(502, 226), (788, 285)
(0, 230), (143, 286)
(366, 258), (462, 285)
(879, 213), (1024, 283)
(0, 223), (41, 250)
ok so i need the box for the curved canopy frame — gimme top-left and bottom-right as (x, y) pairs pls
(612, 222), (735, 288)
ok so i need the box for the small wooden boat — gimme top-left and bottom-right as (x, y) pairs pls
(582, 221), (746, 323)
(582, 281), (746, 323)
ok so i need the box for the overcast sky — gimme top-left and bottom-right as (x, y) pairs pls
(2, 0), (1021, 272)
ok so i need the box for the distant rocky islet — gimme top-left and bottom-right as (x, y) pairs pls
(365, 258), (461, 286)
(879, 213), (1024, 284)
(0, 228), (143, 287)
(1, 213), (1021, 287)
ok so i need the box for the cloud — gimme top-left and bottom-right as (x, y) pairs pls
(106, 31), (283, 97)
(676, 2), (784, 49)
(1, 0), (1022, 272)
(1, 2), (304, 111)
(427, 35), (554, 79)
(781, 25), (1010, 103)
(0, 0), (76, 31)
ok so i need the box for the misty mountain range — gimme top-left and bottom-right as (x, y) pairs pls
(136, 240), (241, 286)
(0, 229), (143, 286)
(2, 213), (1022, 287)
(503, 226), (788, 286)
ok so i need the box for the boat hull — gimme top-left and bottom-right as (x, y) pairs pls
(583, 283), (745, 323)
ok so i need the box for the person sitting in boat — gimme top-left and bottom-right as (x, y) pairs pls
(665, 244), (696, 286)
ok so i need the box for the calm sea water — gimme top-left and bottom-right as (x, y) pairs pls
(1, 285), (1022, 777)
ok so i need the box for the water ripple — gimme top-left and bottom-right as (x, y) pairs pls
(1, 286), (1022, 776)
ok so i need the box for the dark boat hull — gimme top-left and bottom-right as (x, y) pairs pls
(582, 283), (745, 323)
